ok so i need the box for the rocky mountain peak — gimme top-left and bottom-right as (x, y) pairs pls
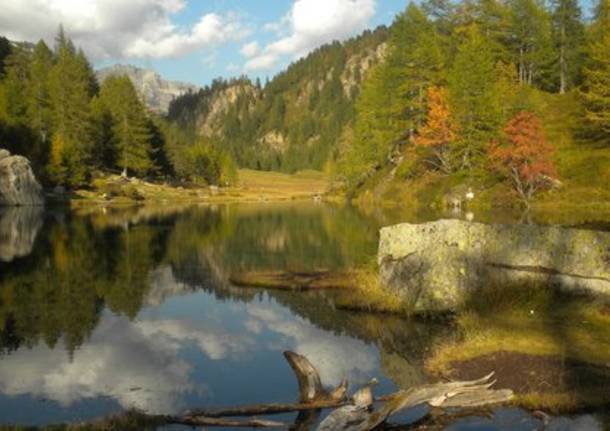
(96, 64), (199, 114)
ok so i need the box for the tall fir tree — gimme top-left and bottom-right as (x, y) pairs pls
(580, 9), (610, 141)
(508, 0), (554, 86)
(47, 26), (96, 186)
(1, 44), (30, 125)
(551, 0), (584, 93)
(98, 75), (153, 176)
(448, 25), (501, 169)
(27, 41), (53, 154)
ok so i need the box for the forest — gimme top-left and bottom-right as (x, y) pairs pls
(0, 28), (237, 188)
(1, 0), (609, 209)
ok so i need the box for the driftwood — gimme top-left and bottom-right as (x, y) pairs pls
(178, 350), (513, 430)
(52, 350), (513, 430)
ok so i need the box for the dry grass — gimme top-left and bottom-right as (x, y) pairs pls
(237, 169), (328, 200)
(67, 169), (329, 206)
(331, 266), (409, 314)
(426, 298), (610, 376)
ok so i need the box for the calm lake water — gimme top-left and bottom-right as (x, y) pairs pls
(0, 203), (608, 430)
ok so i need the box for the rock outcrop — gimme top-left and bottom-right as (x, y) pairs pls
(96, 64), (199, 114)
(0, 206), (43, 262)
(0, 150), (44, 206)
(378, 219), (610, 312)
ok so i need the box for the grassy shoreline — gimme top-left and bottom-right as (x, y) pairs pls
(47, 169), (330, 207)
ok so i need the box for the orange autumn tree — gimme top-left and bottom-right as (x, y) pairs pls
(489, 111), (557, 208)
(412, 86), (458, 174)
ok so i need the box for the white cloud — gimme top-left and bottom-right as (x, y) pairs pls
(0, 314), (250, 414)
(0, 315), (195, 413)
(0, 0), (248, 61)
(246, 304), (378, 386)
(240, 41), (260, 58)
(245, 0), (376, 71)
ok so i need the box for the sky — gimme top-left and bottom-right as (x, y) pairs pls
(0, 0), (409, 87)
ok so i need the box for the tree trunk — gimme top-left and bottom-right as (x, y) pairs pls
(559, 24), (567, 94)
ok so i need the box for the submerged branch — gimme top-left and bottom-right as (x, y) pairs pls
(185, 399), (349, 418)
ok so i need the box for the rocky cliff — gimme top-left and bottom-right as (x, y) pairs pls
(0, 149), (44, 206)
(167, 26), (389, 171)
(378, 219), (610, 312)
(96, 64), (199, 114)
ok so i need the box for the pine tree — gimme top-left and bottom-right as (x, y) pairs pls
(98, 75), (152, 176)
(27, 41), (53, 147)
(47, 27), (95, 186)
(580, 30), (610, 139)
(551, 0), (584, 93)
(389, 3), (444, 139)
(0, 36), (11, 77)
(508, 0), (554, 86)
(448, 26), (501, 169)
(590, 0), (610, 39)
(1, 44), (30, 124)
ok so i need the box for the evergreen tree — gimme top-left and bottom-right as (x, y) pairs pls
(551, 0), (584, 93)
(1, 44), (30, 124)
(90, 95), (116, 168)
(47, 26), (95, 186)
(590, 0), (610, 39)
(0, 43), (37, 160)
(508, 0), (554, 86)
(390, 3), (445, 139)
(98, 75), (152, 176)
(580, 27), (610, 140)
(0, 36), (10, 77)
(27, 41), (53, 148)
(448, 25), (501, 168)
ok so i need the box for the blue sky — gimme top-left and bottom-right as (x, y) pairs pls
(1, 0), (596, 88)
(0, 1), (407, 87)
(102, 0), (408, 86)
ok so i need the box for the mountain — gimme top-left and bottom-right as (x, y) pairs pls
(167, 26), (389, 172)
(96, 64), (199, 114)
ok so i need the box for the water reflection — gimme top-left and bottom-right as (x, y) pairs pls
(0, 203), (402, 425)
(1, 203), (607, 429)
(0, 206), (43, 262)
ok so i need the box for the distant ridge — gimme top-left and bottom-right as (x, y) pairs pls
(96, 64), (199, 114)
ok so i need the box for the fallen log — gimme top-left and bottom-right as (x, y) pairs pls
(185, 399), (348, 419)
(172, 415), (287, 428)
(229, 270), (354, 290)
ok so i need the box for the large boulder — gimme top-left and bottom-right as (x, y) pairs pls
(0, 149), (44, 206)
(378, 219), (610, 312)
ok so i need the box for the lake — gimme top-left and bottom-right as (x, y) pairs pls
(0, 203), (608, 430)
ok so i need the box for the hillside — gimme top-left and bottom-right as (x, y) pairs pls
(351, 91), (610, 224)
(96, 64), (199, 114)
(167, 26), (389, 172)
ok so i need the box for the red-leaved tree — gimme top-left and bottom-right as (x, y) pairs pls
(412, 86), (458, 174)
(489, 111), (557, 207)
